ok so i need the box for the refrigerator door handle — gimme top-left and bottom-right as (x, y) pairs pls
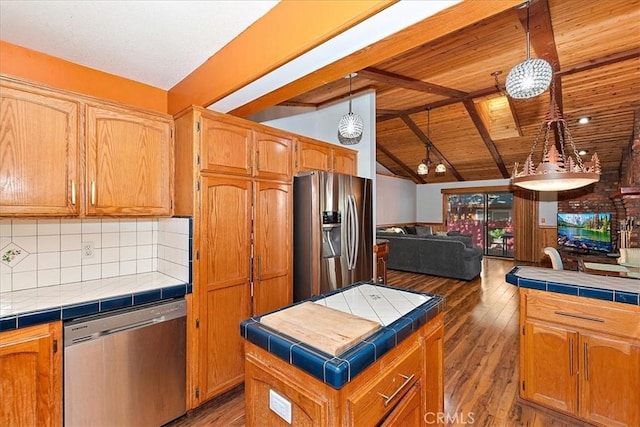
(350, 195), (359, 270)
(345, 194), (352, 270)
(347, 195), (358, 270)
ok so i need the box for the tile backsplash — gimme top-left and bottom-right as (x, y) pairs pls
(0, 217), (191, 293)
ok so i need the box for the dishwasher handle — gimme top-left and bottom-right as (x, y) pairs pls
(64, 299), (186, 347)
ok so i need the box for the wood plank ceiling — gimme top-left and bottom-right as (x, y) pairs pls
(282, 0), (640, 184)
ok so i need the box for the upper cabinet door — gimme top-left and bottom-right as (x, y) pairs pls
(85, 104), (173, 216)
(296, 138), (331, 173)
(253, 130), (292, 181)
(332, 147), (357, 175)
(200, 117), (252, 176)
(0, 83), (80, 216)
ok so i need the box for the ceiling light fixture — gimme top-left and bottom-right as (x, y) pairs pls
(337, 73), (363, 142)
(511, 83), (600, 192)
(577, 117), (591, 124)
(505, 1), (553, 99)
(417, 108), (446, 176)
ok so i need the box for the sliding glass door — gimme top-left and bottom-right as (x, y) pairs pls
(446, 191), (514, 257)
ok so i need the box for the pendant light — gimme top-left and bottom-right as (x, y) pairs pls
(505, 1), (553, 99)
(417, 108), (445, 175)
(338, 73), (364, 141)
(511, 82), (600, 191)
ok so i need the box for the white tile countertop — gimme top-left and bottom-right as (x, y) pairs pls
(0, 272), (189, 330)
(312, 283), (432, 326)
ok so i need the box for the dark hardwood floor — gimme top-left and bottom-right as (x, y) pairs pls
(168, 258), (590, 426)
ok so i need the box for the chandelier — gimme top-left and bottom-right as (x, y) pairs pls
(337, 73), (363, 142)
(511, 87), (600, 192)
(505, 1), (553, 99)
(417, 108), (446, 176)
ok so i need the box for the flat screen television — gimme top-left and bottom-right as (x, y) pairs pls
(557, 212), (612, 253)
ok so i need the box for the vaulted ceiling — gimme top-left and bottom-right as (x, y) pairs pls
(282, 0), (640, 184)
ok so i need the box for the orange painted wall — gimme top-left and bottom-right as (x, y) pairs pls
(168, 0), (395, 115)
(0, 41), (168, 113)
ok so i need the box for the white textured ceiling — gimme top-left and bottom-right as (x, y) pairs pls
(0, 0), (279, 90)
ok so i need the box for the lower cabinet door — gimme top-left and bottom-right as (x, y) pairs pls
(380, 381), (422, 427)
(522, 320), (578, 415)
(0, 322), (62, 427)
(579, 333), (640, 427)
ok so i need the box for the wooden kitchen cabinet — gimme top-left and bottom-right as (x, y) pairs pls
(244, 313), (444, 426)
(174, 107), (293, 407)
(200, 117), (292, 180)
(85, 103), (174, 216)
(380, 381), (423, 426)
(0, 75), (174, 218)
(0, 322), (62, 427)
(0, 78), (80, 216)
(198, 175), (252, 400)
(520, 289), (640, 427)
(578, 332), (640, 427)
(252, 180), (292, 315)
(521, 319), (578, 414)
(295, 137), (357, 175)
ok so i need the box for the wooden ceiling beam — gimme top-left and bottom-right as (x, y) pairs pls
(359, 67), (468, 98)
(462, 100), (510, 178)
(377, 86), (501, 122)
(558, 47), (640, 77)
(398, 113), (464, 181)
(377, 144), (426, 184)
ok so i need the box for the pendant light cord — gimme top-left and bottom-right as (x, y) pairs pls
(348, 74), (353, 114)
(525, 1), (531, 60)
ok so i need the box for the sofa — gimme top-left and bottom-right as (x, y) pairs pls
(376, 226), (483, 281)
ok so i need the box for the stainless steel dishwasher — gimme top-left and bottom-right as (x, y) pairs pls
(64, 298), (187, 427)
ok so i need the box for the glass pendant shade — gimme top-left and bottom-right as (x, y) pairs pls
(417, 161), (429, 176)
(505, 58), (553, 99)
(338, 112), (364, 139)
(505, 1), (553, 99)
(435, 162), (446, 174)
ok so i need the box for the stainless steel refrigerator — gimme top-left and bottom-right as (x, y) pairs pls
(293, 171), (373, 302)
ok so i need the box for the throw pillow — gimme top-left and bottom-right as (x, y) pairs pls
(405, 226), (417, 235)
(415, 225), (432, 236)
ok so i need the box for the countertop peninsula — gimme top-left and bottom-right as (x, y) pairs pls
(506, 265), (639, 305)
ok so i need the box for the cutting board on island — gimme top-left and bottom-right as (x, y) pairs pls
(259, 302), (382, 356)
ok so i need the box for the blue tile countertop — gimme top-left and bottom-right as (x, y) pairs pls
(240, 281), (444, 389)
(0, 272), (191, 331)
(506, 266), (640, 305)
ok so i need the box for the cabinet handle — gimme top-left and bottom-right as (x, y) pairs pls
(584, 342), (589, 381)
(553, 311), (604, 323)
(569, 338), (574, 375)
(90, 181), (96, 205)
(70, 180), (76, 205)
(377, 373), (414, 407)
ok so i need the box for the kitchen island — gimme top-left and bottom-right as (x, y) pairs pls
(506, 266), (639, 427)
(240, 282), (445, 426)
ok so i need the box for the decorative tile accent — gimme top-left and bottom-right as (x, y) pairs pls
(1, 243), (28, 268)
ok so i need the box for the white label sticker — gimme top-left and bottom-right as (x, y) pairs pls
(269, 389), (292, 424)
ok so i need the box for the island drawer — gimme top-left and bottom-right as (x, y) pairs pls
(523, 290), (640, 339)
(347, 339), (422, 425)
